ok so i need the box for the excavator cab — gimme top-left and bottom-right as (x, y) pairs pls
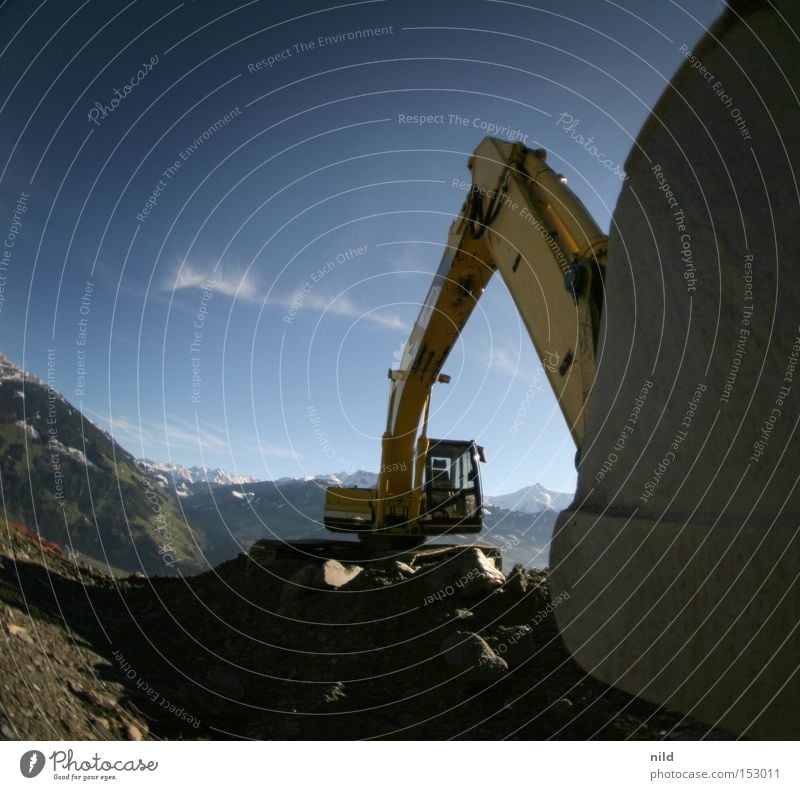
(419, 439), (484, 533)
(323, 438), (484, 538)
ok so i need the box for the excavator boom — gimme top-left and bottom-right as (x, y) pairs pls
(325, 137), (607, 539)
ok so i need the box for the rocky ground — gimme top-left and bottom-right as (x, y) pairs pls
(0, 521), (734, 741)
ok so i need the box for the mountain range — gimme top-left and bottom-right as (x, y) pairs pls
(136, 459), (258, 496)
(1, 351), (572, 574)
(142, 461), (574, 516)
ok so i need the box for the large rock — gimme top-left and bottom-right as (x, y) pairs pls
(421, 548), (505, 604)
(503, 564), (528, 597)
(441, 631), (507, 687)
(316, 559), (364, 589)
(484, 625), (538, 669)
(280, 560), (363, 605)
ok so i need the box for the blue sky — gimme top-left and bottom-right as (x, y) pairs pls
(0, 0), (723, 495)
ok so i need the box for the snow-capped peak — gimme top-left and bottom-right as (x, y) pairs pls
(137, 459), (257, 488)
(486, 483), (573, 514)
(338, 470), (379, 488)
(272, 470), (379, 487)
(0, 352), (46, 388)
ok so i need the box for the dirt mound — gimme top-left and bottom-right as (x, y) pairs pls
(0, 528), (732, 740)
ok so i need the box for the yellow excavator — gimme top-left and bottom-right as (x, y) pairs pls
(324, 137), (606, 542)
(323, 3), (800, 740)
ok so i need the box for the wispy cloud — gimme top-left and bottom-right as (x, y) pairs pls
(482, 347), (520, 377)
(277, 289), (411, 332)
(480, 346), (536, 385)
(169, 259), (261, 303)
(167, 259), (411, 332)
(386, 245), (436, 275)
(304, 292), (411, 331)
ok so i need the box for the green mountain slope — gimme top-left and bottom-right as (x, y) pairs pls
(0, 353), (206, 575)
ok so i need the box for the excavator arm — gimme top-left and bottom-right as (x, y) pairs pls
(325, 137), (607, 539)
